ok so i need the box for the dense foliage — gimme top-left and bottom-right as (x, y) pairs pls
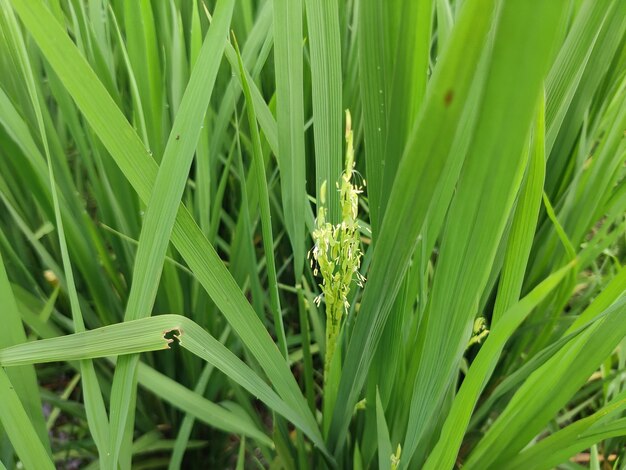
(0, 0), (625, 468)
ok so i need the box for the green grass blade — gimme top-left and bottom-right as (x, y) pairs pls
(0, 316), (178, 365)
(0, 368), (53, 470)
(464, 296), (626, 468)
(273, 0), (306, 278)
(3, 0), (622, 467)
(401, 1), (567, 464)
(382, 0), (433, 220)
(12, 300), (273, 453)
(492, 94), (546, 324)
(107, 4), (149, 146)
(545, 0), (613, 157)
(547, 0), (625, 179)
(507, 392), (626, 470)
(168, 355), (220, 469)
(123, 0), (164, 157)
(135, 363), (271, 448)
(375, 389), (393, 470)
(435, 0), (453, 51)
(1, 2), (110, 462)
(567, 267), (626, 333)
(236, 436), (247, 470)
(107, 0), (235, 464)
(304, 0), (343, 223)
(0, 314), (322, 453)
(223, 41), (279, 156)
(0, 248), (50, 454)
(233, 35), (288, 358)
(357, 0), (387, 237)
(328, 0), (499, 451)
(423, 261), (575, 470)
(118, 0), (234, 323)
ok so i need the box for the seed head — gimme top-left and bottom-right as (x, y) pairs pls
(310, 110), (365, 320)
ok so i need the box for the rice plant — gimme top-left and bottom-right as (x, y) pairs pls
(0, 0), (625, 468)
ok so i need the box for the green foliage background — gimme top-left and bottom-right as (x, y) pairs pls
(0, 0), (625, 468)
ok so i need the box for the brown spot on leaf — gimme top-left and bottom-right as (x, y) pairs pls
(444, 89), (454, 107)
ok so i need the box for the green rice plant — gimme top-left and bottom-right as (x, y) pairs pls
(0, 0), (624, 468)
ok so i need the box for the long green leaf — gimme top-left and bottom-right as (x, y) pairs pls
(507, 392), (626, 470)
(375, 390), (392, 470)
(0, 369), (53, 470)
(13, 296), (274, 454)
(464, 296), (626, 468)
(8, 0), (323, 458)
(492, 94), (546, 325)
(0, 247), (50, 454)
(357, 0), (387, 237)
(402, 2), (566, 464)
(304, 0), (343, 223)
(1, 2), (110, 463)
(273, 0), (306, 277)
(423, 261), (575, 470)
(107, 0), (235, 464)
(0, 314), (316, 450)
(328, 0), (499, 451)
(382, 0), (433, 221)
(234, 35), (288, 358)
(168, 329), (227, 470)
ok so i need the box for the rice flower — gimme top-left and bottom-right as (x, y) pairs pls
(310, 110), (366, 382)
